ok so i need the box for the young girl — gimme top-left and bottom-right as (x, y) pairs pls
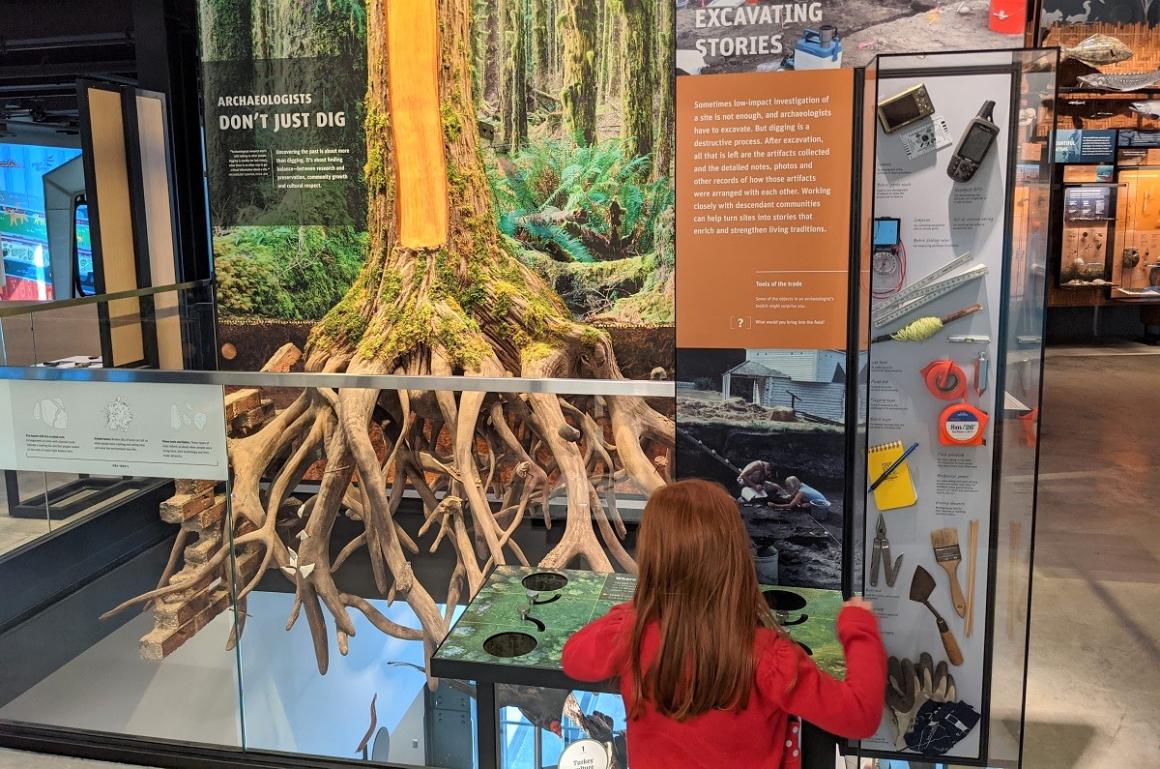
(562, 479), (886, 769)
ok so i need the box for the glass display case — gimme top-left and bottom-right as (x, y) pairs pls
(0, 45), (1061, 769)
(0, 339), (672, 768)
(1059, 184), (1115, 286)
(853, 49), (1055, 765)
(1111, 162), (1160, 300)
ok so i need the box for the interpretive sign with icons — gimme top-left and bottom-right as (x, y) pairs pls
(0, 379), (228, 480)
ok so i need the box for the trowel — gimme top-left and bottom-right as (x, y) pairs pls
(910, 565), (964, 666)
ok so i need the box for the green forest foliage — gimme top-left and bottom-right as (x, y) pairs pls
(214, 226), (366, 320)
(489, 138), (673, 263)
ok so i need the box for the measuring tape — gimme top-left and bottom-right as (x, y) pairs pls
(939, 402), (990, 446)
(921, 360), (967, 400)
(873, 264), (989, 327)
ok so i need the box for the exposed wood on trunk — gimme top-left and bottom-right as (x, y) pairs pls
(387, 0), (449, 248)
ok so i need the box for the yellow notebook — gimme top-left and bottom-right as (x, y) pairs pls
(868, 441), (918, 511)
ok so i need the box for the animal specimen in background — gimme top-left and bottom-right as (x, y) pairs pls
(1061, 34), (1133, 66)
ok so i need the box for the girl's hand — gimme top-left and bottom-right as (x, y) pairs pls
(844, 596), (874, 612)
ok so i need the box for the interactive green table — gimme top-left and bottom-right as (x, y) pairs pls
(431, 566), (847, 769)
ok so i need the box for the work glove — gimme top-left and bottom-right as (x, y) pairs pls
(916, 652), (956, 703)
(906, 699), (980, 755)
(888, 652), (979, 756)
(885, 656), (923, 749)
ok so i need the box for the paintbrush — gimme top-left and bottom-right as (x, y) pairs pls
(931, 527), (967, 618)
(909, 565), (964, 666)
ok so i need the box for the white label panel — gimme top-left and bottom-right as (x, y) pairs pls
(0, 379), (227, 480)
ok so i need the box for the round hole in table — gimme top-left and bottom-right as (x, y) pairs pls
(483, 631), (538, 658)
(521, 572), (569, 592)
(763, 589), (807, 612)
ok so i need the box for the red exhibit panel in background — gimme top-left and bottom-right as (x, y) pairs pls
(676, 69), (854, 351)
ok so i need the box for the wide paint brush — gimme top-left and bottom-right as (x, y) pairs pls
(931, 527), (967, 618)
(909, 565), (964, 666)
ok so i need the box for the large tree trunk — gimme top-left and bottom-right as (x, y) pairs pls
(562, 0), (597, 144)
(654, 0), (674, 178)
(484, 0), (501, 104)
(198, 1), (252, 61)
(499, 0), (512, 145)
(506, 0), (529, 150)
(473, 0), (490, 103)
(531, 0), (551, 89)
(621, 0), (654, 161)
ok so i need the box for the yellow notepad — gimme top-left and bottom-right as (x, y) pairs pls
(868, 441), (918, 511)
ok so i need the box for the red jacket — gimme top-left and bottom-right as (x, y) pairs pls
(562, 604), (886, 769)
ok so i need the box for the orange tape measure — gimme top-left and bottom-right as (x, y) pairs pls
(921, 360), (967, 400)
(939, 402), (989, 446)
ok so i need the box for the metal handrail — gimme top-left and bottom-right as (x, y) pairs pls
(0, 365), (676, 398)
(0, 279), (213, 318)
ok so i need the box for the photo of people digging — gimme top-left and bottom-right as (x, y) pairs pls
(675, 348), (857, 589)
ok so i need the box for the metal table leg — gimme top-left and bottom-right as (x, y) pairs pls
(3, 471), (20, 512)
(802, 723), (837, 769)
(477, 681), (499, 769)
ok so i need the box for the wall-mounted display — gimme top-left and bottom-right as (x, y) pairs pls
(0, 143), (84, 301)
(857, 50), (1055, 764)
(1111, 167), (1160, 300)
(676, 0), (1024, 75)
(202, 0), (676, 382)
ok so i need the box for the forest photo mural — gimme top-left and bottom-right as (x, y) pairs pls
(202, 0), (675, 380)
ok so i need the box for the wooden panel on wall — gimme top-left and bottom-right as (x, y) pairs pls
(86, 85), (145, 365)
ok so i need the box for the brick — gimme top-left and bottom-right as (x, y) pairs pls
(180, 494), (227, 531)
(223, 389), (261, 422)
(183, 533), (221, 566)
(174, 479), (216, 496)
(231, 403), (274, 435)
(159, 489), (215, 524)
(140, 588), (232, 660)
(260, 342), (301, 373)
(153, 584), (216, 630)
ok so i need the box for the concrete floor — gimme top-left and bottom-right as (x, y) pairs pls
(1, 349), (1158, 769)
(0, 750), (152, 769)
(1019, 349), (1160, 768)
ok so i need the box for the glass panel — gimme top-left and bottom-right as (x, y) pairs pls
(497, 689), (626, 769)
(0, 469), (49, 559)
(217, 381), (669, 766)
(0, 377), (244, 748)
(0, 282), (218, 369)
(985, 49), (1056, 766)
(853, 49), (1055, 767)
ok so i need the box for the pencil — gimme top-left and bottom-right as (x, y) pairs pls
(868, 442), (920, 492)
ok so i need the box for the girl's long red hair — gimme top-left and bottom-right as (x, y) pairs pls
(628, 479), (778, 721)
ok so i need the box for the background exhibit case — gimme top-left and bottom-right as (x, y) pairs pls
(854, 50), (1055, 765)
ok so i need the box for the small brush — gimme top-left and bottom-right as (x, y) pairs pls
(931, 527), (967, 618)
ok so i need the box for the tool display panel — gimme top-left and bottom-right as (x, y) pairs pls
(855, 50), (1054, 765)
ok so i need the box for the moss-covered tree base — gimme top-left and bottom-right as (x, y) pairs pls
(106, 0), (674, 684)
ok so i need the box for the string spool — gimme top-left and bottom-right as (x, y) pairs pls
(921, 360), (967, 400)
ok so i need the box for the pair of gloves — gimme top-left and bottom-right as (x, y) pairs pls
(885, 653), (980, 755)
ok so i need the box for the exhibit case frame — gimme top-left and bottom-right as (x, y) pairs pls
(0, 39), (1060, 769)
(852, 49), (1056, 767)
